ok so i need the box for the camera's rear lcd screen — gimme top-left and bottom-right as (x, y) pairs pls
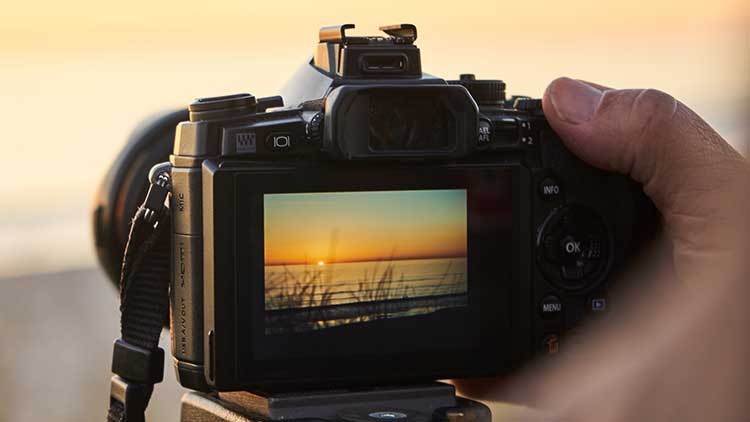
(263, 189), (468, 338)
(237, 168), (511, 368)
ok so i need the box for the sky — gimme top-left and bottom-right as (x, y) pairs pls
(264, 190), (468, 265)
(0, 0), (747, 278)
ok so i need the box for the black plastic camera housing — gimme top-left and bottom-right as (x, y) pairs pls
(133, 24), (658, 392)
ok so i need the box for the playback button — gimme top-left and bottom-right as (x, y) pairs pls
(589, 295), (608, 314)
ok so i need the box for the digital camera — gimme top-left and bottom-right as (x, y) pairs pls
(94, 23), (658, 394)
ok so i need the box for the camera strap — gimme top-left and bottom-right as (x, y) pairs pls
(107, 164), (172, 422)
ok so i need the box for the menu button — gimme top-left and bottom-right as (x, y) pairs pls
(539, 295), (563, 319)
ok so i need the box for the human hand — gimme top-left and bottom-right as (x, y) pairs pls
(543, 78), (746, 286)
(455, 78), (748, 421)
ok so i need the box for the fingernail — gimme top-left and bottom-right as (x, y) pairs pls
(547, 77), (604, 124)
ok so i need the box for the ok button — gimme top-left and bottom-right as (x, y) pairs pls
(560, 235), (582, 259)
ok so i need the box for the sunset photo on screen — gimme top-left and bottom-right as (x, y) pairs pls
(263, 189), (468, 334)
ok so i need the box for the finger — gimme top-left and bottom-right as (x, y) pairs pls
(450, 378), (551, 419)
(542, 77), (748, 286)
(450, 377), (513, 402)
(542, 77), (742, 193)
(577, 79), (613, 91)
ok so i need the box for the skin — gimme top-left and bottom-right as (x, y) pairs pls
(454, 78), (749, 421)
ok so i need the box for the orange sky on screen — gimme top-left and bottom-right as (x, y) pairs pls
(263, 190), (468, 265)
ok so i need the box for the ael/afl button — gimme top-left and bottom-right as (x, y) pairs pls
(478, 118), (492, 145)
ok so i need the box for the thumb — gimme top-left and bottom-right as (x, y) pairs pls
(542, 77), (747, 286)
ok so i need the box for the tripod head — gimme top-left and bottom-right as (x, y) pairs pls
(181, 383), (491, 421)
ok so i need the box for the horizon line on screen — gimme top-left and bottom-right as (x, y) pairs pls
(263, 188), (468, 266)
(265, 253), (468, 267)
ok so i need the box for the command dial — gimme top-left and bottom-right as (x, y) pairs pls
(450, 74), (506, 106)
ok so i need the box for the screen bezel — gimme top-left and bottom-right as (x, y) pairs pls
(207, 162), (524, 389)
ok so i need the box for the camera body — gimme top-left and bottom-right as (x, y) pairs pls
(167, 24), (657, 392)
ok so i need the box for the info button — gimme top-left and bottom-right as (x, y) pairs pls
(539, 295), (563, 319)
(539, 177), (563, 201)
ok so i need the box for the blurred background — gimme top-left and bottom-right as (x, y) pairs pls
(0, 0), (747, 420)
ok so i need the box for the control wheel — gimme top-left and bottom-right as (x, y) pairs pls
(449, 74), (506, 106)
(537, 205), (611, 291)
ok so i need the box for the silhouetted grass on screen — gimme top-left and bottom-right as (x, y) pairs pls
(265, 258), (465, 332)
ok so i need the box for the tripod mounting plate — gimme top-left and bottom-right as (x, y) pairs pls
(180, 383), (491, 421)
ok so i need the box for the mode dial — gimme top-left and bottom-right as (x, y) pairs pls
(450, 74), (506, 106)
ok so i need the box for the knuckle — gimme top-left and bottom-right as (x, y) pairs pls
(607, 89), (680, 179)
(626, 89), (689, 186)
(593, 89), (621, 116)
(633, 89), (678, 126)
(630, 89), (679, 146)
